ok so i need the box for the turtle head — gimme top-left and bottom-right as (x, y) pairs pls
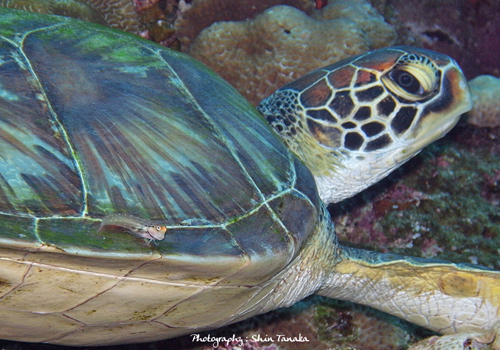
(258, 46), (472, 204)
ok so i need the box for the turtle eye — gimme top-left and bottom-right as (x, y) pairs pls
(382, 53), (440, 102)
(389, 70), (422, 95)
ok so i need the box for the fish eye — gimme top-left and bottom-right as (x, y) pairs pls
(155, 225), (167, 233)
(146, 225), (167, 240)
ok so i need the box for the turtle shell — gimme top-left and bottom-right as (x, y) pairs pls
(0, 9), (321, 344)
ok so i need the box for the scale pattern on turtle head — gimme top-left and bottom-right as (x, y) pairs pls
(258, 46), (472, 204)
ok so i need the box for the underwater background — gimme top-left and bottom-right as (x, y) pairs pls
(0, 0), (498, 349)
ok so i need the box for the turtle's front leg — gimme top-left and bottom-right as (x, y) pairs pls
(409, 326), (499, 350)
(318, 246), (500, 348)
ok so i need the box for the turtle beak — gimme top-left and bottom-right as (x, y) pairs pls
(407, 63), (472, 152)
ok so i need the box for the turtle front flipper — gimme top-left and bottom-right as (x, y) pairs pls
(409, 330), (499, 350)
(318, 246), (500, 348)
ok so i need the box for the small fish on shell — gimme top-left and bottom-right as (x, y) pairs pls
(98, 214), (168, 241)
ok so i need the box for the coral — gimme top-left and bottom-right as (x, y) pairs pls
(134, 0), (158, 12)
(175, 0), (315, 50)
(467, 75), (500, 128)
(0, 0), (106, 24)
(0, 0), (180, 45)
(313, 300), (411, 349)
(0, 0), (143, 32)
(84, 0), (143, 32)
(136, 0), (184, 48)
(187, 0), (396, 105)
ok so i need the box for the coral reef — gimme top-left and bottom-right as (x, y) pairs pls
(312, 300), (412, 350)
(136, 0), (180, 46)
(467, 75), (500, 128)
(0, 1), (182, 47)
(0, 0), (144, 33)
(369, 0), (500, 79)
(175, 0), (314, 51)
(188, 0), (396, 105)
(0, 0), (106, 25)
(175, 0), (315, 50)
(84, 0), (142, 32)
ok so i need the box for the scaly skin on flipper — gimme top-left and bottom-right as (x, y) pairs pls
(0, 8), (497, 349)
(318, 247), (500, 349)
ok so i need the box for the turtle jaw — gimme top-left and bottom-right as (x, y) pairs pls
(314, 144), (420, 204)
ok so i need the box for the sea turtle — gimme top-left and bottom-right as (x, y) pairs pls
(0, 8), (498, 349)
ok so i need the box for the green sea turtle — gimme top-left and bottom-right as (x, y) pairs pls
(0, 8), (498, 349)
